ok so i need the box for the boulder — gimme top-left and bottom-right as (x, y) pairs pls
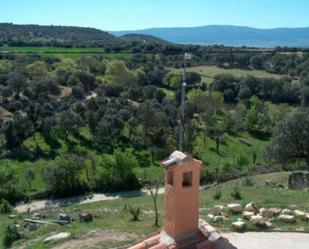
(294, 210), (307, 220)
(59, 213), (70, 223)
(279, 214), (295, 223)
(79, 213), (93, 222)
(260, 208), (273, 218)
(232, 221), (246, 232)
(269, 208), (282, 217)
(213, 216), (224, 222)
(281, 209), (293, 215)
(245, 202), (258, 213)
(242, 211), (254, 220)
(250, 214), (266, 226)
(288, 171), (309, 190)
(32, 212), (44, 220)
(212, 205), (225, 216)
(44, 232), (70, 243)
(227, 204), (242, 214)
(25, 222), (39, 231)
(207, 214), (215, 220)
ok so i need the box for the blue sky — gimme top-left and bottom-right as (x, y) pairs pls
(1, 0), (309, 31)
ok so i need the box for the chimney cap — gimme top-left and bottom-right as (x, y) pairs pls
(161, 150), (189, 167)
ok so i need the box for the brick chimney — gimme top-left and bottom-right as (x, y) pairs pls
(161, 151), (202, 241)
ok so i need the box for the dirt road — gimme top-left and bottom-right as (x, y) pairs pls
(14, 188), (165, 213)
(223, 232), (309, 249)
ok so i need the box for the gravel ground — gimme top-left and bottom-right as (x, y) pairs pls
(223, 232), (309, 249)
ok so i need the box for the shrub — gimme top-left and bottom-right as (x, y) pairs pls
(128, 205), (141, 221)
(213, 188), (222, 200)
(0, 199), (12, 213)
(0, 161), (24, 203)
(3, 224), (23, 248)
(94, 149), (141, 192)
(242, 177), (254, 187)
(231, 186), (242, 200)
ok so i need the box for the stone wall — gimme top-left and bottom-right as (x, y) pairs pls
(288, 171), (309, 190)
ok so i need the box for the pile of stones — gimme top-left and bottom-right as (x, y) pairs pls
(207, 202), (309, 232)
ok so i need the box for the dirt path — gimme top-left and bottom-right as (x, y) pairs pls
(223, 232), (309, 249)
(15, 188), (165, 213)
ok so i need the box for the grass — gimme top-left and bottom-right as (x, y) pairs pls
(13, 128), (270, 197)
(0, 46), (133, 59)
(1, 172), (309, 248)
(194, 132), (271, 172)
(186, 65), (284, 79)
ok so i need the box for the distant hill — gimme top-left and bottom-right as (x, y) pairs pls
(111, 25), (309, 48)
(120, 33), (170, 45)
(0, 23), (119, 47)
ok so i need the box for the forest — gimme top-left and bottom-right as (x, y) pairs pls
(0, 23), (309, 207)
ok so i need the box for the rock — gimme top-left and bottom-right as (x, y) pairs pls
(279, 214), (295, 223)
(44, 232), (71, 243)
(232, 221), (246, 231)
(266, 221), (272, 228)
(79, 213), (93, 222)
(213, 216), (224, 222)
(281, 209), (293, 215)
(208, 214), (215, 220)
(227, 204), (242, 213)
(245, 202), (258, 213)
(25, 222), (39, 231)
(32, 212), (43, 220)
(250, 214), (266, 226)
(242, 211), (254, 220)
(59, 213), (70, 223)
(288, 171), (309, 190)
(212, 205), (225, 216)
(260, 208), (273, 218)
(269, 208), (282, 217)
(294, 210), (307, 220)
(306, 213), (309, 220)
(8, 215), (18, 219)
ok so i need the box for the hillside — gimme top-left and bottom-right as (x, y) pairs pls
(2, 172), (309, 248)
(111, 25), (309, 47)
(0, 23), (119, 47)
(120, 33), (170, 45)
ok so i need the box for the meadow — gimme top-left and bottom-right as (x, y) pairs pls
(1, 172), (308, 248)
(0, 46), (133, 59)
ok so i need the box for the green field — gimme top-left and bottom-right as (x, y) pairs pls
(172, 65), (290, 85)
(0, 46), (133, 59)
(1, 172), (308, 248)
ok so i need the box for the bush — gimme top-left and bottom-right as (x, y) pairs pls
(231, 186), (242, 200)
(241, 177), (254, 187)
(41, 154), (88, 197)
(213, 188), (222, 200)
(3, 224), (23, 248)
(0, 199), (12, 213)
(128, 205), (141, 221)
(0, 161), (24, 203)
(94, 149), (141, 192)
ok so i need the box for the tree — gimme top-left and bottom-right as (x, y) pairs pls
(105, 60), (137, 85)
(7, 72), (27, 99)
(0, 161), (23, 203)
(26, 61), (48, 79)
(265, 109), (309, 169)
(163, 71), (181, 89)
(146, 178), (161, 227)
(96, 149), (140, 191)
(24, 169), (35, 190)
(41, 154), (86, 196)
(56, 110), (82, 146)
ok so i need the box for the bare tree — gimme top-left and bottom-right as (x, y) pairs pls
(146, 178), (162, 227)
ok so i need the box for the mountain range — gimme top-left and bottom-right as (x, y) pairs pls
(111, 25), (309, 48)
